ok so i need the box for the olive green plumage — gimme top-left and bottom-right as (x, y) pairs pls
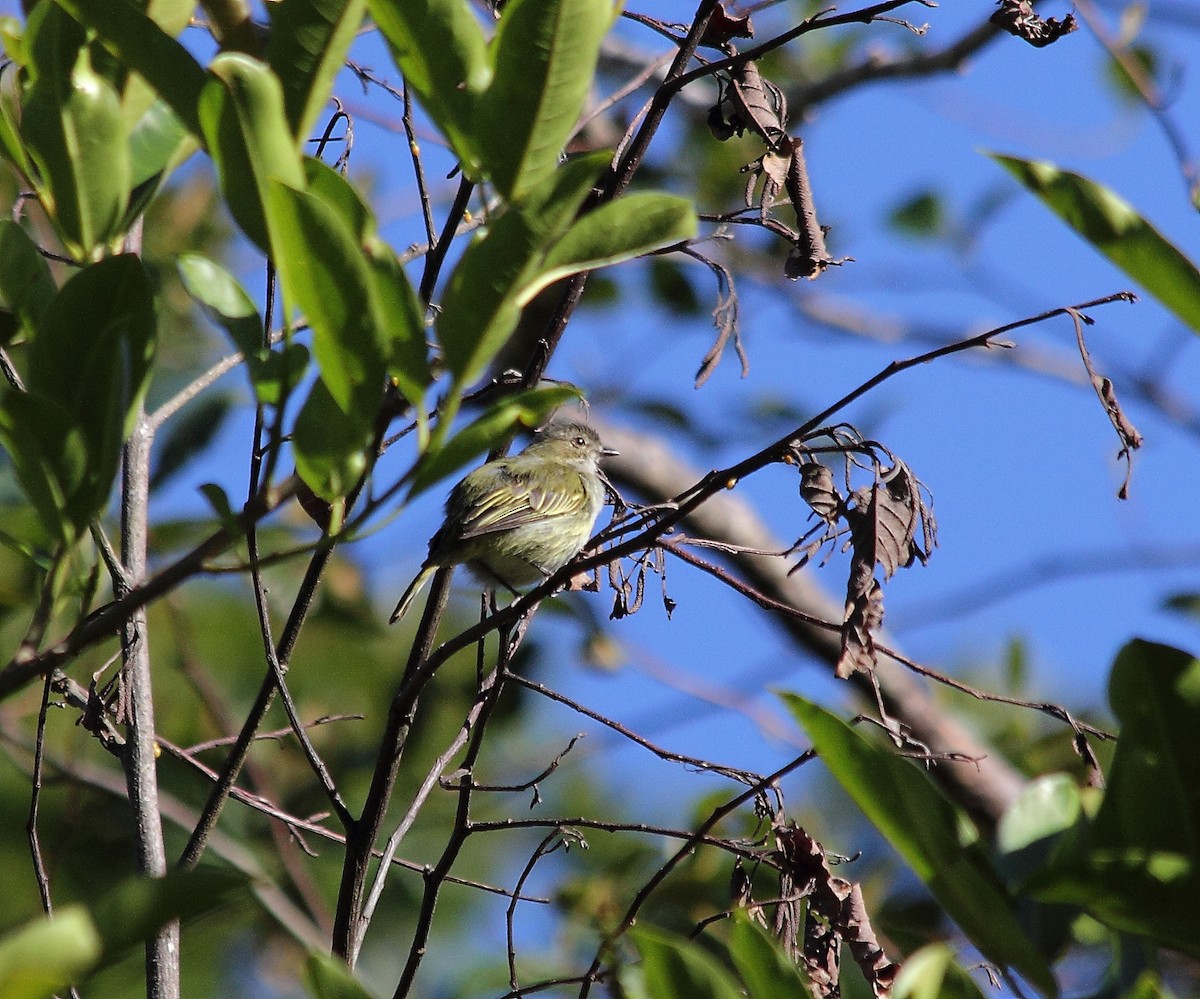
(389, 421), (617, 623)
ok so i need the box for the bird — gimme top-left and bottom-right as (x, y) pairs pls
(389, 421), (618, 623)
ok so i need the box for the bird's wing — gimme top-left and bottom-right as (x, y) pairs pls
(451, 463), (586, 540)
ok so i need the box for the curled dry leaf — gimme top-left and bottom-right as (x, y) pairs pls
(990, 0), (1078, 47)
(698, 1), (753, 49)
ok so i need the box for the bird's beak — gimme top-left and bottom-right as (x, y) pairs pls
(601, 446), (619, 458)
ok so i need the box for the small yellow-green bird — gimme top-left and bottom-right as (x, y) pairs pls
(389, 421), (617, 623)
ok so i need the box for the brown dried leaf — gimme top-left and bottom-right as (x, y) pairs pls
(799, 461), (841, 524)
(699, 2), (753, 49)
(784, 138), (842, 280)
(838, 562), (882, 678)
(707, 62), (789, 147)
(990, 0), (1078, 47)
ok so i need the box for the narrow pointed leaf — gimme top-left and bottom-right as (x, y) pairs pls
(199, 53), (306, 253)
(267, 0), (367, 141)
(728, 912), (812, 999)
(477, 0), (613, 200)
(367, 0), (489, 175)
(292, 375), (373, 501)
(437, 153), (607, 387)
(305, 953), (376, 999)
(992, 154), (1200, 334)
(22, 42), (129, 257)
(52, 0), (205, 136)
(523, 193), (696, 304)
(783, 694), (1057, 997)
(266, 179), (386, 415)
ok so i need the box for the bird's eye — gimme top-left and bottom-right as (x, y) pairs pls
(573, 436), (586, 447)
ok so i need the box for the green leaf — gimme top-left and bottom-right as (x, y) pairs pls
(267, 178), (387, 416)
(127, 97), (193, 190)
(437, 152), (607, 389)
(1, 254), (156, 541)
(524, 193), (697, 304)
(996, 774), (1083, 885)
(408, 384), (581, 497)
(292, 376), (373, 501)
(991, 154), (1200, 334)
(52, 0), (205, 137)
(267, 0), (367, 141)
(21, 39), (130, 258)
(91, 867), (249, 965)
(0, 906), (102, 999)
(892, 944), (987, 999)
(782, 695), (1057, 997)
(727, 912), (812, 999)
(1030, 641), (1200, 957)
(629, 926), (744, 999)
(477, 0), (613, 200)
(304, 952), (376, 999)
(299, 158), (429, 405)
(199, 53), (306, 253)
(367, 0), (489, 175)
(178, 252), (310, 407)
(0, 220), (57, 337)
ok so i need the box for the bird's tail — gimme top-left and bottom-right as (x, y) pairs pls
(390, 565), (436, 624)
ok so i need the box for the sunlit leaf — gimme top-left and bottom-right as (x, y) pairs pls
(52, 0), (205, 136)
(367, 0), (489, 176)
(992, 154), (1200, 334)
(0, 906), (101, 999)
(437, 152), (607, 389)
(267, 0), (367, 142)
(524, 193), (697, 304)
(199, 53), (306, 253)
(892, 944), (987, 999)
(477, 0), (614, 200)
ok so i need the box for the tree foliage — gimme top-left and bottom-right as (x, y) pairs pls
(0, 0), (1197, 998)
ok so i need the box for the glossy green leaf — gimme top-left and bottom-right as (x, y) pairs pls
(0, 221), (56, 337)
(892, 944), (987, 999)
(996, 774), (1083, 885)
(199, 53), (306, 253)
(150, 393), (232, 492)
(0, 906), (102, 999)
(116, 0), (197, 131)
(177, 252), (261, 356)
(52, 0), (205, 136)
(128, 97), (193, 189)
(477, 0), (613, 200)
(727, 912), (812, 999)
(1030, 641), (1200, 957)
(300, 158), (429, 405)
(21, 40), (129, 258)
(992, 154), (1200, 334)
(267, 178), (386, 416)
(783, 695), (1057, 997)
(291, 375), (374, 501)
(367, 0), (489, 175)
(437, 152), (607, 388)
(0, 64), (34, 179)
(524, 193), (697, 304)
(629, 926), (744, 999)
(268, 0), (366, 141)
(304, 953), (376, 999)
(177, 252), (308, 407)
(408, 384), (581, 497)
(0, 391), (81, 543)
